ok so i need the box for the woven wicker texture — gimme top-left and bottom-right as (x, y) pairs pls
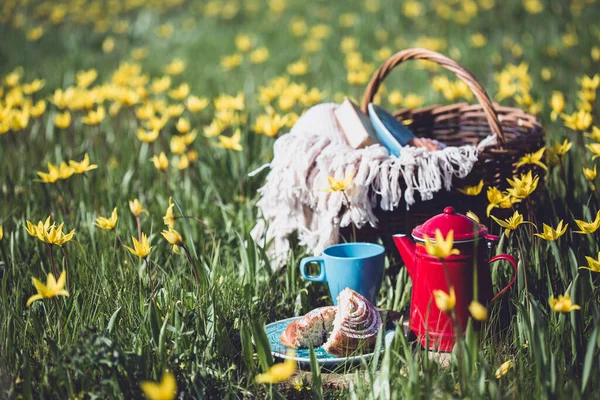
(343, 48), (545, 243)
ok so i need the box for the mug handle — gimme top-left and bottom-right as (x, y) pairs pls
(300, 256), (326, 282)
(490, 254), (518, 302)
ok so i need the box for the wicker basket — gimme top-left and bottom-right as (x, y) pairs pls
(341, 48), (545, 244)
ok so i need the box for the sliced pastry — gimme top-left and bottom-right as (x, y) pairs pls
(280, 306), (337, 349)
(322, 288), (382, 356)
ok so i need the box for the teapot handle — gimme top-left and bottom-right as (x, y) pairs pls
(489, 254), (518, 302)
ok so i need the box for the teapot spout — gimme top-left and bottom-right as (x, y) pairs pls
(393, 234), (416, 278)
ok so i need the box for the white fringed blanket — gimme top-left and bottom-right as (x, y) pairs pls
(250, 103), (496, 270)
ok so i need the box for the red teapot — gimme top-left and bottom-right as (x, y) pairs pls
(393, 207), (518, 352)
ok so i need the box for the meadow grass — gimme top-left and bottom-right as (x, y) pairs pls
(1, 0), (600, 398)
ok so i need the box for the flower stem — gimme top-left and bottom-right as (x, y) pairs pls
(182, 244), (200, 287)
(47, 245), (59, 279)
(144, 258), (156, 307)
(61, 246), (70, 292)
(135, 216), (142, 241)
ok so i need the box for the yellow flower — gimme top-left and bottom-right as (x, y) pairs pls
(586, 143), (600, 160)
(137, 128), (160, 143)
(58, 162), (74, 180)
(31, 100), (47, 117)
(151, 76), (171, 93)
(76, 69), (98, 88)
(162, 227), (183, 246)
(433, 286), (456, 312)
(175, 118), (190, 134)
(221, 54), (243, 70)
(403, 93), (424, 108)
(175, 155), (189, 170)
(151, 152), (169, 171)
(22, 79), (45, 94)
(249, 47), (269, 64)
(24, 217), (53, 242)
(551, 139), (572, 157)
(457, 180), (484, 196)
(534, 220), (567, 241)
(155, 24), (174, 38)
(549, 92), (565, 121)
(124, 233), (152, 258)
(163, 197), (175, 228)
(170, 136), (186, 155)
(168, 83), (190, 101)
(164, 58), (186, 75)
(26, 271), (69, 307)
(573, 211), (600, 234)
(506, 171), (539, 199)
(562, 110), (592, 131)
(140, 371), (177, 400)
(470, 33), (487, 48)
(579, 74), (600, 91)
(129, 199), (147, 217)
(468, 300), (488, 321)
(388, 90), (403, 107)
(255, 351), (296, 384)
(81, 106), (106, 125)
(27, 26), (44, 41)
(235, 34), (253, 52)
(583, 165), (597, 182)
(584, 126), (600, 142)
(44, 223), (75, 246)
(0, 226), (3, 240)
(95, 207), (118, 230)
(466, 211), (480, 224)
(495, 360), (514, 379)
(516, 147), (547, 170)
(37, 162), (61, 183)
(491, 211), (526, 237)
(185, 96), (209, 113)
(287, 60), (308, 76)
(580, 252), (600, 272)
(69, 153), (98, 174)
(54, 111), (71, 129)
(321, 172), (354, 193)
(216, 129), (243, 151)
(420, 229), (460, 259)
(549, 294), (580, 313)
(102, 37), (115, 53)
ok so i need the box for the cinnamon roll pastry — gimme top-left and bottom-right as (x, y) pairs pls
(322, 288), (382, 356)
(280, 306), (337, 349)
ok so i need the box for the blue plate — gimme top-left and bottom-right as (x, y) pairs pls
(265, 316), (404, 366)
(368, 103), (416, 157)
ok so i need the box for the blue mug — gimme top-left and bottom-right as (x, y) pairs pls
(300, 243), (385, 305)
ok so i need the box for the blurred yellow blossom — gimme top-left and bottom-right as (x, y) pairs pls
(235, 34), (253, 52)
(54, 111), (72, 129)
(573, 211), (600, 234)
(321, 172), (354, 193)
(491, 211), (526, 237)
(470, 33), (487, 48)
(549, 294), (580, 312)
(495, 361), (514, 379)
(457, 180), (484, 195)
(421, 229), (460, 259)
(582, 165), (597, 183)
(151, 152), (169, 171)
(534, 221), (568, 241)
(249, 47), (269, 64)
(255, 351), (296, 384)
(216, 129), (243, 151)
(221, 54), (243, 70)
(287, 60), (308, 76)
(586, 143), (600, 160)
(137, 129), (160, 143)
(69, 153), (98, 174)
(95, 208), (118, 230)
(26, 271), (69, 307)
(81, 106), (106, 125)
(468, 300), (488, 321)
(580, 252), (600, 272)
(27, 26), (44, 41)
(168, 83), (190, 100)
(186, 96), (209, 113)
(516, 148), (547, 170)
(549, 92), (564, 121)
(76, 69), (98, 88)
(129, 199), (147, 217)
(102, 37), (115, 53)
(562, 110), (592, 131)
(433, 287), (456, 312)
(164, 59), (185, 75)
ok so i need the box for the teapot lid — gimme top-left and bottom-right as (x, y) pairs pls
(412, 207), (487, 243)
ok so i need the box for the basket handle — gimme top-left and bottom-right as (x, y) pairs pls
(360, 48), (506, 146)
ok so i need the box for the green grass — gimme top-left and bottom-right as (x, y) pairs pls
(1, 0), (600, 398)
